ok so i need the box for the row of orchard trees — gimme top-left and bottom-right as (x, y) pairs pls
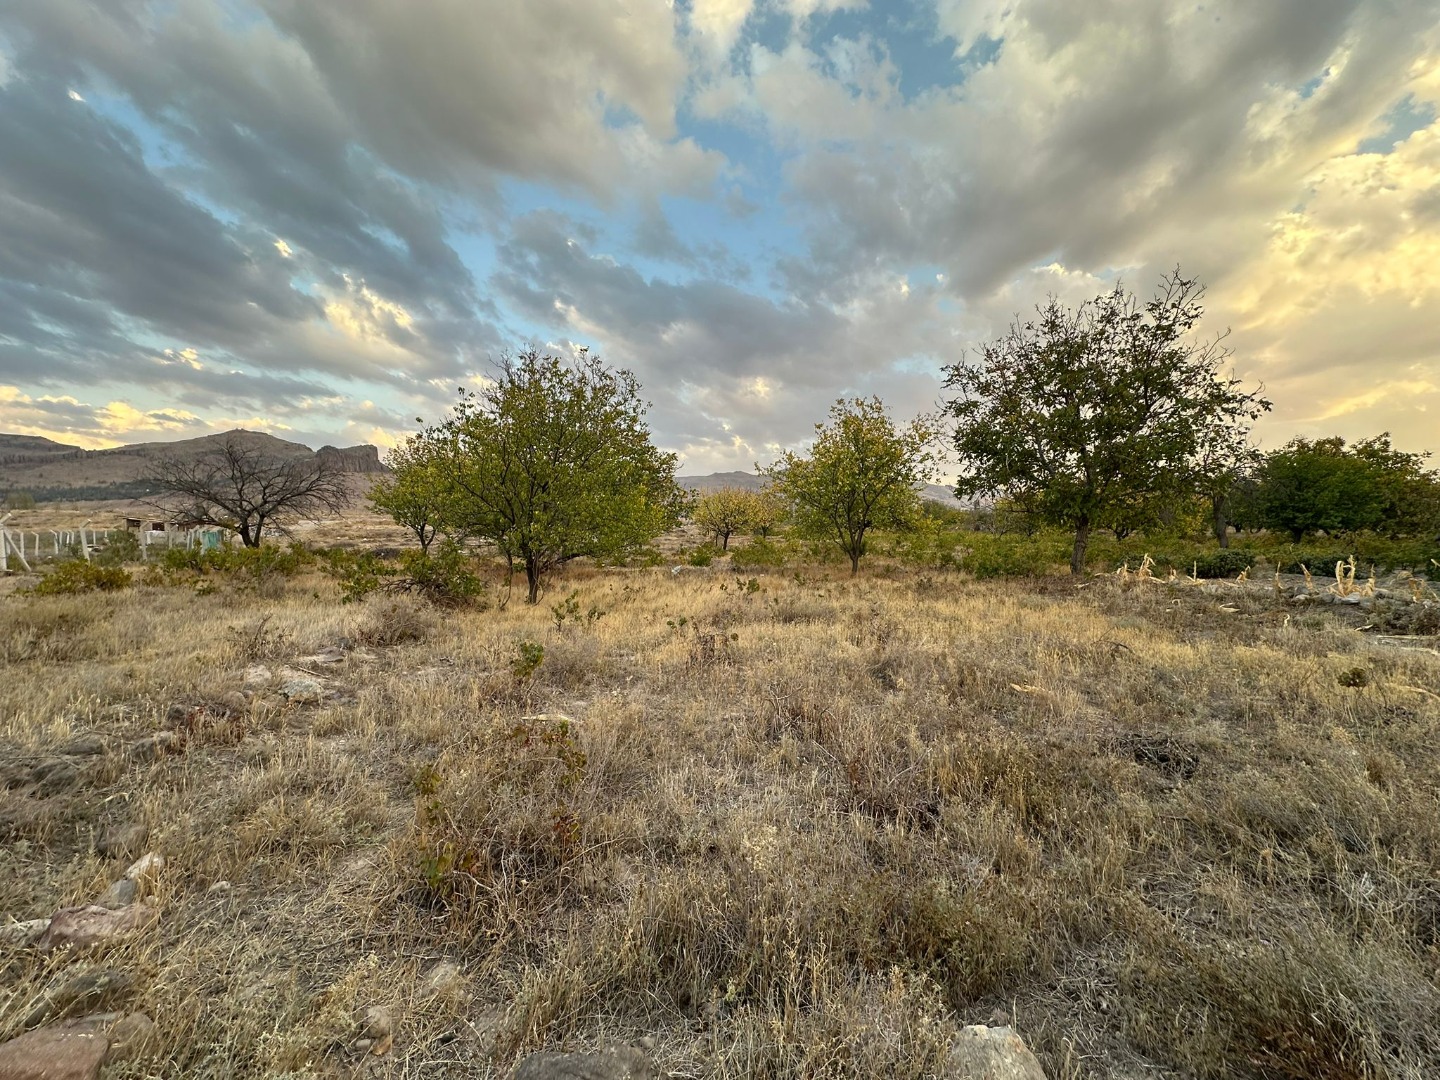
(371, 269), (1437, 598)
(374, 356), (939, 600)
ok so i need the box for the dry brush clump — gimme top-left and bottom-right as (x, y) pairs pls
(0, 559), (1437, 1078)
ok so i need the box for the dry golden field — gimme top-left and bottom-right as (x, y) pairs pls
(2, 554), (1439, 1078)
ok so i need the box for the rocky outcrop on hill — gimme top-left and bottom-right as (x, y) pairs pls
(317, 444), (385, 473)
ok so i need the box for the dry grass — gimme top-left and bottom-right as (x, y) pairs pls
(2, 560), (1438, 1078)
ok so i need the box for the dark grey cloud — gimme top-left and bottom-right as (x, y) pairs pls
(0, 74), (314, 340)
(258, 0), (710, 193)
(769, 0), (1433, 297)
(0, 0), (507, 402)
(493, 209), (953, 461)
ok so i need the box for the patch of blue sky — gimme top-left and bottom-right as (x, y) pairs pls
(799, 1), (1000, 102)
(886, 355), (938, 376)
(1356, 94), (1436, 154)
(1297, 68), (1330, 100)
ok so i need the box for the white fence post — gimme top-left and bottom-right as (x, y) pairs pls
(0, 513), (31, 573)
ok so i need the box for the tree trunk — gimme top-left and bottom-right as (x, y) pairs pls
(721, 531), (730, 551)
(1070, 517), (1091, 576)
(1212, 495), (1229, 549)
(239, 523), (257, 548)
(850, 551), (860, 575)
(525, 558), (540, 604)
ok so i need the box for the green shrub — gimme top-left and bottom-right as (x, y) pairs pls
(95, 530), (142, 566)
(730, 536), (793, 570)
(398, 541), (485, 607)
(958, 533), (1069, 578)
(684, 546), (714, 567)
(1186, 550), (1256, 579)
(160, 541), (313, 581)
(320, 547), (398, 603)
(31, 560), (132, 595)
(512, 639), (545, 681)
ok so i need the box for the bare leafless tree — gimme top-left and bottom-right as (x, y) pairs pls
(146, 438), (351, 547)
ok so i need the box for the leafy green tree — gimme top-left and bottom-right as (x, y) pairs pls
(370, 434), (447, 553)
(764, 397), (934, 575)
(1255, 437), (1388, 541)
(943, 270), (1269, 574)
(692, 487), (757, 550)
(1193, 421), (1265, 549)
(433, 348), (684, 603)
(1351, 434), (1440, 540)
(748, 486), (787, 538)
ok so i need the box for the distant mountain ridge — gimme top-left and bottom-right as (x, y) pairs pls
(678, 471), (964, 507)
(0, 429), (383, 503)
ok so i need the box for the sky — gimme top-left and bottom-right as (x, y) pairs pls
(0, 0), (1438, 471)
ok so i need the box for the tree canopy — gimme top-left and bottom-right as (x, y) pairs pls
(764, 397), (933, 574)
(1252, 434), (1440, 542)
(431, 349), (684, 603)
(692, 487), (763, 551)
(943, 270), (1269, 573)
(369, 434), (447, 553)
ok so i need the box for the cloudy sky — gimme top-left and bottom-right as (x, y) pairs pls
(1, 0), (1437, 469)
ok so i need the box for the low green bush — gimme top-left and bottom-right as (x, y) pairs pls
(320, 547), (398, 603)
(730, 536), (797, 570)
(31, 560), (132, 595)
(95, 530), (142, 566)
(956, 533), (1070, 578)
(1185, 550), (1256, 579)
(400, 542), (486, 607)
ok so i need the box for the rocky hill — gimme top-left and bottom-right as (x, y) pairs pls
(0, 429), (384, 503)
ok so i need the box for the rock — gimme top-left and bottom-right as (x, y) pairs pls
(362, 1005), (392, 1039)
(127, 732), (179, 762)
(946, 1025), (1048, 1080)
(304, 645), (347, 665)
(359, 1005), (393, 1056)
(0, 1018), (110, 1080)
(31, 758), (80, 795)
(95, 823), (147, 860)
(207, 880), (233, 894)
(512, 1046), (668, 1080)
(35, 902), (160, 952)
(123, 852), (165, 883)
(105, 1012), (158, 1063)
(164, 703), (192, 726)
(419, 959), (463, 1000)
(94, 878), (138, 910)
(23, 969), (134, 1026)
(0, 918), (52, 945)
(57, 735), (107, 757)
(278, 677), (323, 704)
(242, 665), (273, 690)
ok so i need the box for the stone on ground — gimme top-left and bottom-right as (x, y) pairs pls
(35, 902), (160, 952)
(946, 1024), (1048, 1080)
(512, 1045), (667, 1080)
(0, 1019), (110, 1080)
